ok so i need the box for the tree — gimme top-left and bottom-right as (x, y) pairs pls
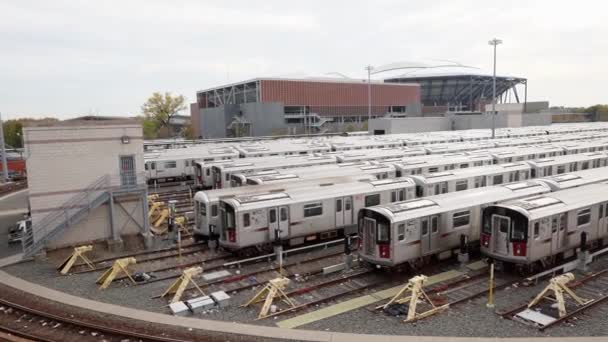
(181, 125), (194, 140)
(141, 92), (187, 137)
(142, 118), (159, 139)
(2, 120), (23, 148)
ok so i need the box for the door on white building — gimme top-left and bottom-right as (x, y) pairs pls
(120, 155), (136, 186)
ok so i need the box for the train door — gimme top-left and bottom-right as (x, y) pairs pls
(268, 206), (290, 240)
(420, 215), (439, 255)
(550, 214), (566, 254)
(492, 215), (510, 256)
(335, 197), (353, 227)
(363, 217), (376, 256)
(600, 203), (608, 237)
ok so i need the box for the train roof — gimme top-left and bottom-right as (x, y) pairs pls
(213, 154), (337, 172)
(526, 152), (607, 167)
(495, 181), (608, 220)
(223, 178), (416, 209)
(535, 167), (608, 191)
(365, 181), (551, 222)
(409, 162), (530, 184)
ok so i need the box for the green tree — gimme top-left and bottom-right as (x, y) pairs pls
(181, 125), (194, 140)
(141, 92), (187, 136)
(142, 118), (159, 139)
(2, 120), (23, 148)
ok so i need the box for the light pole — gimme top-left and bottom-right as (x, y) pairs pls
(0, 112), (9, 182)
(365, 65), (373, 124)
(488, 38), (502, 139)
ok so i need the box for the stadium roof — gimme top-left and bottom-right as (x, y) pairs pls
(383, 66), (526, 108)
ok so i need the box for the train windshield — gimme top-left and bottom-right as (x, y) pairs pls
(199, 202), (206, 216)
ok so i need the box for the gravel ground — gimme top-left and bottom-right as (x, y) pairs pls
(3, 245), (608, 338)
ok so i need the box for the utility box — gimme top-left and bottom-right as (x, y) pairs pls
(169, 301), (190, 316)
(211, 291), (231, 308)
(187, 296), (215, 313)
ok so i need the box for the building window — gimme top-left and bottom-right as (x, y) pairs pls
(365, 194), (381, 207)
(164, 161), (177, 169)
(577, 208), (591, 226)
(453, 210), (470, 228)
(455, 180), (468, 192)
(243, 213), (250, 227)
(304, 202), (323, 217)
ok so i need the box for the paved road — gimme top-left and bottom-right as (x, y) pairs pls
(0, 189), (28, 258)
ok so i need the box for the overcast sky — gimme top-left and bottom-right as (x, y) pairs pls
(1, 0), (607, 119)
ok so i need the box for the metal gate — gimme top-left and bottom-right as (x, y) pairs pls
(120, 155), (136, 187)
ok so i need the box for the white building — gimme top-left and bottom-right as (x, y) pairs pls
(22, 121), (149, 255)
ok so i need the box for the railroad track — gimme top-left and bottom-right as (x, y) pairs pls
(152, 250), (351, 299)
(68, 241), (205, 274)
(0, 297), (189, 342)
(499, 268), (608, 331)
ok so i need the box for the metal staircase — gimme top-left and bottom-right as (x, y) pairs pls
(22, 175), (112, 257)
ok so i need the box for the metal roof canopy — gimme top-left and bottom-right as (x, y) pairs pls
(384, 73), (527, 110)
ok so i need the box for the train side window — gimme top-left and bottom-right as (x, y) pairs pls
(600, 204), (604, 219)
(150, 162), (156, 170)
(185, 160), (189, 167)
(582, 161), (589, 170)
(431, 216), (438, 234)
(421, 221), (428, 236)
(164, 161), (177, 168)
(336, 199), (342, 212)
(533, 222), (540, 239)
(577, 208), (591, 226)
(206, 169), (210, 176)
(398, 224), (405, 241)
(391, 191), (396, 202)
(455, 180), (468, 192)
(225, 174), (230, 181)
(493, 175), (503, 185)
(304, 202), (323, 217)
(398, 189), (405, 201)
(280, 208), (288, 221)
(345, 198), (351, 210)
(428, 167), (438, 173)
(211, 204), (218, 217)
(605, 203), (608, 218)
(243, 213), (250, 227)
(557, 165), (566, 174)
(269, 209), (277, 223)
(145, 163), (148, 171)
(453, 211), (470, 228)
(365, 194), (380, 207)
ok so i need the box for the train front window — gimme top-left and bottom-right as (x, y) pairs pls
(510, 220), (526, 242)
(199, 203), (206, 216)
(377, 222), (389, 243)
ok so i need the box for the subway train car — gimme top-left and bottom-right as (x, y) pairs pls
(218, 178), (416, 251)
(358, 166), (608, 268)
(358, 181), (552, 267)
(481, 182), (608, 270)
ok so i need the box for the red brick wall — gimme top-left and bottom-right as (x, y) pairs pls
(260, 80), (419, 115)
(190, 103), (200, 138)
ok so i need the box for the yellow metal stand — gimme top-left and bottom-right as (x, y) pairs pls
(57, 245), (95, 275)
(161, 266), (205, 303)
(243, 277), (296, 319)
(528, 273), (590, 318)
(96, 257), (137, 290)
(148, 201), (165, 220)
(153, 208), (170, 227)
(486, 262), (495, 308)
(381, 275), (449, 322)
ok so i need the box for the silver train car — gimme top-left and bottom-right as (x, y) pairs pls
(358, 167), (608, 268)
(212, 155), (338, 189)
(192, 175), (377, 242)
(218, 178), (416, 250)
(481, 182), (608, 269)
(358, 181), (552, 267)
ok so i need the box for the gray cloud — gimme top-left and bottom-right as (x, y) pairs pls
(1, 0), (607, 119)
